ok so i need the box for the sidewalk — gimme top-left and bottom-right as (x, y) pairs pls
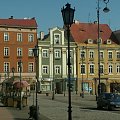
(0, 102), (29, 120)
(0, 94), (96, 120)
(0, 100), (51, 120)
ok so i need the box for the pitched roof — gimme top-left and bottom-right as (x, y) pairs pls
(0, 18), (37, 28)
(70, 22), (114, 44)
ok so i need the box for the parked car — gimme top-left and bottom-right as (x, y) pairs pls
(97, 92), (120, 110)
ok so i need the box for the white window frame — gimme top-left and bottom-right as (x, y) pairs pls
(28, 48), (33, 57)
(107, 39), (111, 44)
(28, 34), (34, 42)
(80, 50), (86, 58)
(4, 62), (10, 72)
(4, 47), (9, 56)
(116, 51), (120, 59)
(89, 64), (94, 74)
(88, 39), (93, 44)
(42, 65), (49, 74)
(17, 33), (22, 42)
(4, 32), (9, 41)
(55, 65), (61, 74)
(89, 50), (94, 59)
(67, 65), (73, 74)
(55, 49), (61, 58)
(42, 49), (49, 58)
(17, 62), (23, 72)
(54, 33), (60, 44)
(108, 51), (113, 59)
(17, 48), (22, 56)
(28, 62), (34, 72)
(80, 64), (86, 74)
(116, 64), (120, 74)
(108, 64), (113, 74)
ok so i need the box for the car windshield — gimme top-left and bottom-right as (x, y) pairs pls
(105, 94), (114, 99)
(105, 93), (120, 100)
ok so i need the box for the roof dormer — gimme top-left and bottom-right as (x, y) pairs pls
(88, 39), (93, 44)
(107, 39), (111, 44)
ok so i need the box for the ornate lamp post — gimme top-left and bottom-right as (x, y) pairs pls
(18, 60), (22, 110)
(97, 0), (110, 95)
(61, 3), (75, 120)
(33, 45), (39, 120)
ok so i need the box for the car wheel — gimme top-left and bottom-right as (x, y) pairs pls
(107, 105), (114, 111)
(97, 104), (102, 110)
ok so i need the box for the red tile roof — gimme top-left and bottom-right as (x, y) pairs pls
(0, 18), (37, 28)
(70, 22), (113, 44)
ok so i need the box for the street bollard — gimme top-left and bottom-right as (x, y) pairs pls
(28, 105), (40, 120)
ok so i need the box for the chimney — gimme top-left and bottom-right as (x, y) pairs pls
(9, 16), (13, 19)
(40, 31), (44, 40)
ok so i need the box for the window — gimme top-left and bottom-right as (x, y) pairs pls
(28, 48), (33, 57)
(54, 34), (60, 44)
(55, 49), (61, 58)
(17, 33), (22, 41)
(4, 32), (9, 41)
(28, 34), (34, 42)
(116, 64), (120, 74)
(81, 64), (85, 74)
(4, 47), (9, 56)
(55, 65), (61, 74)
(90, 64), (94, 74)
(42, 49), (48, 58)
(67, 50), (72, 58)
(17, 62), (23, 72)
(108, 51), (113, 59)
(88, 39), (93, 44)
(28, 63), (34, 72)
(42, 66), (48, 74)
(67, 65), (72, 74)
(116, 51), (120, 59)
(80, 51), (85, 58)
(100, 51), (104, 59)
(4, 62), (9, 72)
(89, 51), (94, 58)
(108, 64), (113, 74)
(107, 39), (111, 44)
(17, 48), (22, 56)
(100, 64), (104, 74)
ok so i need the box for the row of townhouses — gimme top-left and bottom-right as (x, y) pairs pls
(0, 17), (120, 95)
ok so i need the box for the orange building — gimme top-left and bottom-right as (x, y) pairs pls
(0, 16), (37, 85)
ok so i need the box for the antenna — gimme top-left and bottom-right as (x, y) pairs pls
(88, 13), (91, 23)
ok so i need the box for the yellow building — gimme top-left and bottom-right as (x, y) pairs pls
(70, 21), (120, 95)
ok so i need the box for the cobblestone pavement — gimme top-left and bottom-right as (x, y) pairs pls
(0, 93), (120, 120)
(34, 93), (120, 120)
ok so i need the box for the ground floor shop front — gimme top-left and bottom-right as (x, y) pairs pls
(39, 78), (77, 94)
(78, 77), (120, 95)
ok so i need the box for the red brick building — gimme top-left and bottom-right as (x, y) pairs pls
(0, 16), (37, 85)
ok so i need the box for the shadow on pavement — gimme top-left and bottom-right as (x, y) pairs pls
(81, 107), (120, 112)
(14, 118), (27, 120)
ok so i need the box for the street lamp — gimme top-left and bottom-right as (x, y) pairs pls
(11, 67), (15, 81)
(97, 0), (110, 95)
(61, 3), (75, 120)
(81, 46), (85, 98)
(18, 60), (22, 110)
(33, 45), (39, 120)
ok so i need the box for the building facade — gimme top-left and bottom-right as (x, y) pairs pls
(38, 27), (77, 93)
(0, 17), (38, 87)
(70, 21), (120, 95)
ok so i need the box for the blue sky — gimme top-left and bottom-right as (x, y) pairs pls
(0, 0), (119, 34)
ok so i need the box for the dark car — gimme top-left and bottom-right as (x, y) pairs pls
(97, 93), (120, 110)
